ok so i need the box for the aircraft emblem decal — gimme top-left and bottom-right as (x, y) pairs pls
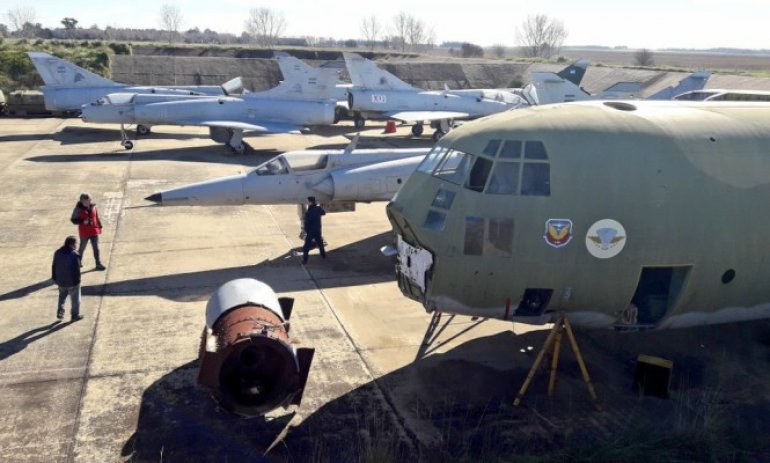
(543, 218), (573, 248)
(586, 219), (627, 259)
(74, 72), (84, 83)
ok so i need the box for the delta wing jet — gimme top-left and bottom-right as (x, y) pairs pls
(145, 136), (428, 230)
(387, 100), (770, 331)
(530, 69), (711, 105)
(27, 52), (242, 114)
(80, 54), (339, 153)
(343, 53), (590, 140)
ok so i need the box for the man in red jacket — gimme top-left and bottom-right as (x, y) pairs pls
(71, 193), (106, 271)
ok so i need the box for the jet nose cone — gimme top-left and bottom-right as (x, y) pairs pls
(145, 193), (162, 204)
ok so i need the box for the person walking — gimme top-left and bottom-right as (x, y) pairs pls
(51, 236), (83, 321)
(71, 193), (106, 270)
(302, 196), (326, 264)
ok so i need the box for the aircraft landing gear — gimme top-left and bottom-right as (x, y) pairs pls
(354, 115), (366, 129)
(411, 123), (424, 137)
(227, 129), (246, 154)
(431, 119), (452, 141)
(136, 124), (151, 136)
(120, 124), (134, 150)
(432, 129), (446, 142)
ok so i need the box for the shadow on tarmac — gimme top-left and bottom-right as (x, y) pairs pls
(123, 321), (770, 462)
(0, 279), (55, 302)
(82, 232), (395, 302)
(0, 321), (70, 361)
(25, 145), (279, 167)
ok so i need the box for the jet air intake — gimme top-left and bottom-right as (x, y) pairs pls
(197, 279), (314, 417)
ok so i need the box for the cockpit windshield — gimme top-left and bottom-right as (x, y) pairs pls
(95, 93), (136, 106)
(283, 153), (329, 172)
(254, 156), (289, 176)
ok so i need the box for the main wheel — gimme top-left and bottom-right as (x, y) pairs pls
(136, 125), (151, 136)
(354, 116), (365, 129)
(432, 130), (445, 142)
(411, 124), (424, 137)
(231, 143), (245, 154)
(123, 141), (134, 150)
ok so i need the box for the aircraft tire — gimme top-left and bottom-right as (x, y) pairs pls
(124, 141), (134, 150)
(432, 130), (444, 142)
(333, 107), (345, 124)
(354, 116), (365, 129)
(411, 124), (424, 137)
(231, 143), (245, 155)
(136, 125), (151, 136)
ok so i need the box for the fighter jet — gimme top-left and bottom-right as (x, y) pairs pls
(80, 54), (339, 153)
(530, 69), (711, 105)
(343, 52), (565, 140)
(27, 52), (242, 117)
(387, 100), (770, 330)
(342, 54), (593, 139)
(144, 136), (428, 230)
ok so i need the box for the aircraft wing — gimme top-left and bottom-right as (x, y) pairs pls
(385, 111), (470, 123)
(190, 120), (303, 134)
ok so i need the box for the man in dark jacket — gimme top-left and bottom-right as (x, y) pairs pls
(52, 236), (83, 321)
(302, 196), (326, 264)
(71, 193), (106, 270)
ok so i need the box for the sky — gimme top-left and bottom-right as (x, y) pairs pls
(6, 0), (770, 50)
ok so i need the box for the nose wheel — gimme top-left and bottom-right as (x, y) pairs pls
(120, 124), (134, 150)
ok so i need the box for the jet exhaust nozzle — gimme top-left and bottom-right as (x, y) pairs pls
(197, 279), (314, 416)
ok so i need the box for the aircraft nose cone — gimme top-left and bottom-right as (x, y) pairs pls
(145, 193), (162, 204)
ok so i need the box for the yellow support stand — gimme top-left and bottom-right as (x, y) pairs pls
(514, 313), (600, 410)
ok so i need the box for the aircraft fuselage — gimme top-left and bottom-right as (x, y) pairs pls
(387, 101), (770, 330)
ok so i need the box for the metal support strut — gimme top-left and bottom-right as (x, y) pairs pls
(514, 313), (600, 410)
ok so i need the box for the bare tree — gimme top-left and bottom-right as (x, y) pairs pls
(6, 5), (37, 35)
(360, 15), (381, 50)
(634, 48), (655, 66)
(516, 14), (567, 59)
(244, 7), (286, 47)
(492, 44), (506, 59)
(406, 16), (427, 51)
(392, 12), (410, 52)
(392, 12), (430, 52)
(159, 4), (183, 43)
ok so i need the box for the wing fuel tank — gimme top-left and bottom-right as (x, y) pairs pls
(197, 279), (314, 416)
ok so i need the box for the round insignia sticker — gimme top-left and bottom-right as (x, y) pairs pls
(585, 219), (627, 259)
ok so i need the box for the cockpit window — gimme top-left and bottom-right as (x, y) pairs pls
(255, 157), (289, 176)
(431, 188), (456, 209)
(284, 153), (328, 172)
(524, 141), (548, 160)
(521, 163), (550, 196)
(482, 139), (501, 157)
(417, 146), (448, 173)
(486, 163), (520, 195)
(484, 139), (551, 197)
(465, 157), (493, 192)
(499, 140), (522, 159)
(433, 149), (472, 185)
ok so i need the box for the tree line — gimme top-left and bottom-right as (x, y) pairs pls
(3, 4), (574, 59)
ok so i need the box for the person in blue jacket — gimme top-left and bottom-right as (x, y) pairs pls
(302, 196), (326, 264)
(51, 236), (83, 321)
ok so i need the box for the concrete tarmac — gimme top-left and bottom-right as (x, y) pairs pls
(0, 119), (527, 462)
(1, 118), (768, 462)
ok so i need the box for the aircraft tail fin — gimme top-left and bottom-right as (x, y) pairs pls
(529, 71), (591, 105)
(556, 59), (589, 86)
(647, 71), (711, 100)
(343, 52), (415, 90)
(27, 52), (119, 88)
(260, 53), (340, 100)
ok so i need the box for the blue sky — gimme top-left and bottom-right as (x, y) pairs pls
(6, 0), (770, 49)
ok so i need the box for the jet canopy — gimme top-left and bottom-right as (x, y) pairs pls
(91, 93), (136, 106)
(253, 153), (330, 176)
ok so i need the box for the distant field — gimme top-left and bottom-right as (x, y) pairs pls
(560, 48), (770, 73)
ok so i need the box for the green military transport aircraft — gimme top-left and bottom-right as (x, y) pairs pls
(387, 100), (770, 330)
